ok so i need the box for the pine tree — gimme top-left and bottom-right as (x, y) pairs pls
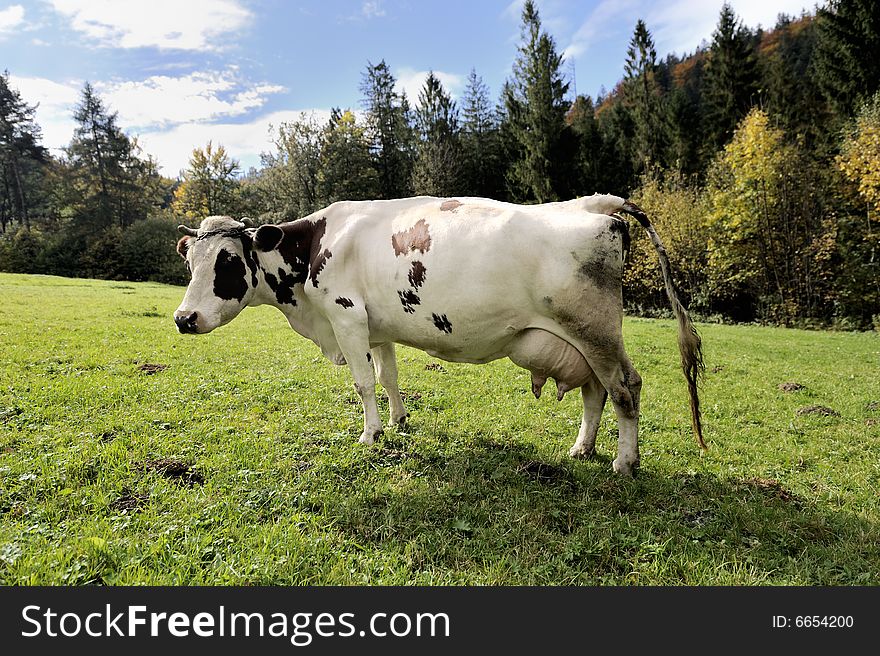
(66, 82), (161, 229)
(623, 20), (663, 170)
(566, 95), (603, 194)
(0, 71), (48, 231)
(411, 72), (462, 196)
(503, 0), (571, 202)
(703, 3), (760, 151)
(814, 0), (880, 119)
(360, 60), (414, 199)
(460, 69), (502, 198)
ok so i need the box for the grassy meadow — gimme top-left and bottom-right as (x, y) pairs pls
(1, 272), (878, 585)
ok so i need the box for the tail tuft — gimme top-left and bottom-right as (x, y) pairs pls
(619, 200), (706, 450)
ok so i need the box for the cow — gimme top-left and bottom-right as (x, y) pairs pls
(174, 195), (705, 476)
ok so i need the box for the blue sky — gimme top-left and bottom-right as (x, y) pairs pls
(0, 0), (817, 176)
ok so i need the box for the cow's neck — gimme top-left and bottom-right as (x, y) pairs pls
(250, 219), (327, 342)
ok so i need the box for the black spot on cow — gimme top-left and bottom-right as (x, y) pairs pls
(276, 218), (318, 286)
(275, 268), (298, 305)
(398, 290), (421, 314)
(408, 260), (427, 289)
(335, 297), (354, 308)
(262, 267), (297, 306)
(241, 238), (260, 288)
(310, 248), (332, 288)
(432, 313), (453, 334)
(213, 249), (248, 301)
(366, 352), (372, 363)
(308, 217), (331, 287)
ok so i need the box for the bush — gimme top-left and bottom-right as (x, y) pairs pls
(118, 217), (188, 285)
(0, 228), (46, 273)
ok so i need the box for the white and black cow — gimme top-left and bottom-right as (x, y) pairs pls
(174, 195), (705, 476)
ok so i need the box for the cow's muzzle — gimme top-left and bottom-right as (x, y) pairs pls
(174, 311), (199, 334)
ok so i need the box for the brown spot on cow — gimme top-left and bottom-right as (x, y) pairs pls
(335, 297), (354, 308)
(398, 290), (421, 313)
(391, 218), (432, 257)
(440, 199), (462, 212)
(408, 261), (427, 289)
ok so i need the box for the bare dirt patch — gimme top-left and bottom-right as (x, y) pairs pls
(136, 363), (168, 375)
(518, 460), (575, 486)
(796, 405), (839, 417)
(425, 363), (446, 372)
(109, 490), (149, 513)
(744, 477), (798, 503)
(137, 459), (204, 486)
(779, 382), (805, 392)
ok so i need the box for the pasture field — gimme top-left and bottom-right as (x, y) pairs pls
(1, 272), (878, 585)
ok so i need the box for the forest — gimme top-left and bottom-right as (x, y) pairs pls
(1, 0), (878, 328)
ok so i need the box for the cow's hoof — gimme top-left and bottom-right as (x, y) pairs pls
(358, 429), (383, 445)
(612, 457), (637, 477)
(392, 413), (409, 429)
(568, 445), (595, 459)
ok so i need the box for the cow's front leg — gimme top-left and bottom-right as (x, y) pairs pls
(569, 370), (607, 459)
(372, 343), (408, 428)
(330, 310), (384, 445)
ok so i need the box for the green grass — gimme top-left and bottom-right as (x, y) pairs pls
(1, 272), (879, 585)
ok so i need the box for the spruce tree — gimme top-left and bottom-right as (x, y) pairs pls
(0, 71), (48, 231)
(66, 83), (161, 229)
(411, 72), (462, 196)
(460, 69), (502, 198)
(703, 3), (760, 151)
(623, 20), (662, 171)
(814, 0), (880, 118)
(317, 108), (379, 203)
(359, 60), (414, 199)
(503, 0), (571, 202)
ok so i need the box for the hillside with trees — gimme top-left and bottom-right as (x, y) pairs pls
(1, 0), (878, 328)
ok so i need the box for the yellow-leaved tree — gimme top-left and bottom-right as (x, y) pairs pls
(835, 92), (880, 327)
(705, 108), (832, 323)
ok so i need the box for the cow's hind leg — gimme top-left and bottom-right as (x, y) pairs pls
(329, 307), (384, 445)
(569, 369), (607, 459)
(372, 343), (408, 428)
(594, 356), (642, 476)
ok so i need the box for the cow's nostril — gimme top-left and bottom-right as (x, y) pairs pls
(174, 311), (199, 333)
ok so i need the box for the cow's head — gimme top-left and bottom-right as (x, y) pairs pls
(174, 216), (272, 334)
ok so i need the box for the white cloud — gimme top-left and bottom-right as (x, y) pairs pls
(137, 109), (334, 176)
(395, 68), (465, 104)
(96, 71), (285, 130)
(8, 75), (80, 153)
(361, 1), (386, 19)
(7, 71), (289, 173)
(49, 0), (251, 51)
(0, 4), (25, 34)
(562, 0), (639, 60)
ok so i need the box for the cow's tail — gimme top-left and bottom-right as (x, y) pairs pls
(618, 200), (706, 450)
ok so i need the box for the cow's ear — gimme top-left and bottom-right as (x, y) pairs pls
(176, 236), (190, 259)
(254, 224), (284, 251)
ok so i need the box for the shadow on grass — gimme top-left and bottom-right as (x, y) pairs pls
(324, 435), (879, 585)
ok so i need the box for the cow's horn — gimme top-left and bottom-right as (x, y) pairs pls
(178, 225), (199, 237)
